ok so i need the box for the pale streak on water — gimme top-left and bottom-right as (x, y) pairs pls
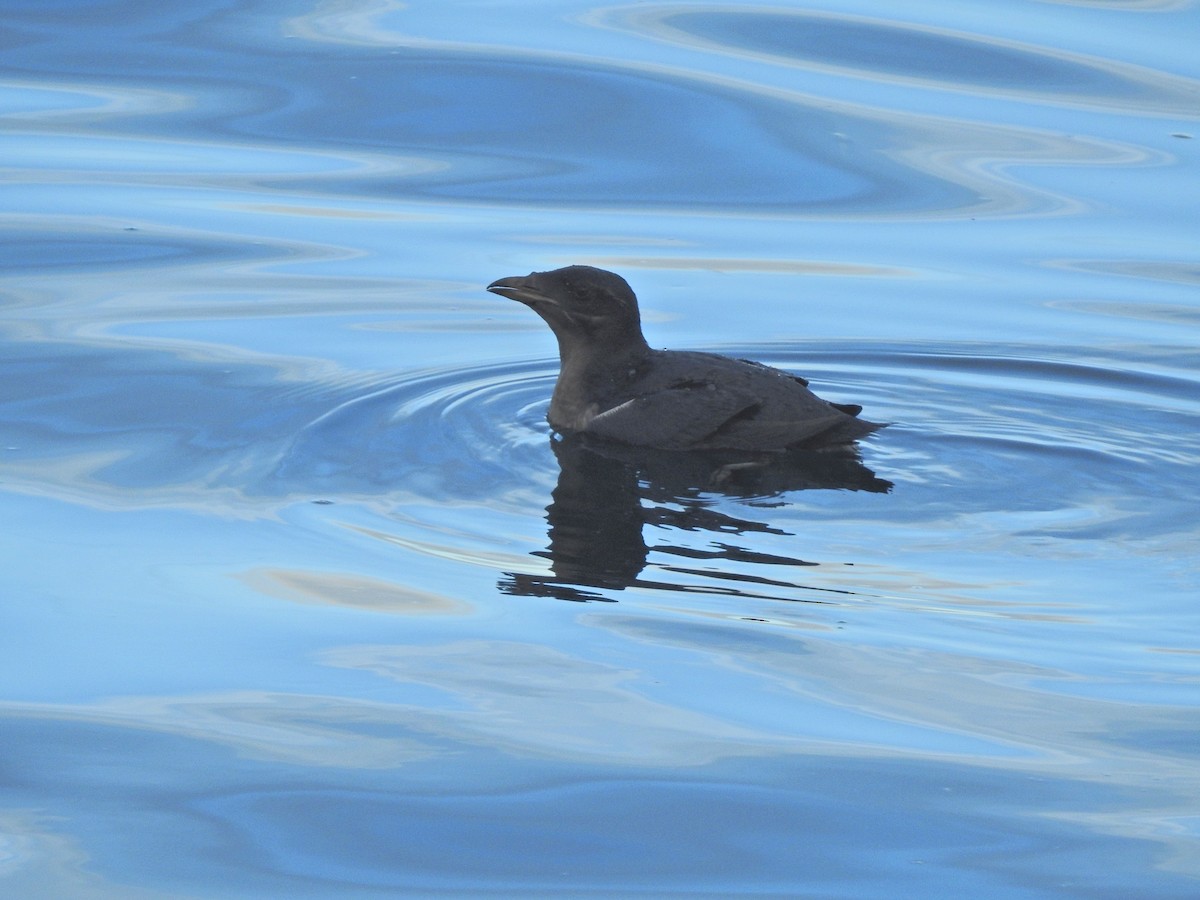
(2, 0), (1199, 896)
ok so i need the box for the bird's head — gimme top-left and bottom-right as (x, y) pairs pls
(487, 265), (648, 359)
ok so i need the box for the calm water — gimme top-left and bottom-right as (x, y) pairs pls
(3, 0), (1199, 896)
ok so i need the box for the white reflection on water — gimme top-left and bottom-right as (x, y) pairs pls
(587, 255), (913, 276)
(612, 5), (1200, 115)
(3, 624), (1197, 886)
(0, 811), (155, 900)
(243, 567), (473, 615)
(268, 0), (1166, 217)
(325, 640), (780, 765)
(4, 693), (437, 768)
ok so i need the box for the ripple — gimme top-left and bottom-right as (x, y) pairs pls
(263, 340), (1200, 604)
(1048, 259), (1200, 287)
(4, 1), (1155, 221)
(0, 218), (272, 277)
(270, 359), (560, 503)
(778, 344), (1200, 474)
(281, 342), (1200, 492)
(620, 5), (1200, 114)
(7, 337), (1197, 603)
(11, 337), (1196, 506)
(236, 54), (953, 212)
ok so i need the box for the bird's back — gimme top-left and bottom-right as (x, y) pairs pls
(585, 349), (883, 451)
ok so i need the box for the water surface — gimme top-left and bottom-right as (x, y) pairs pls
(2, 0), (1199, 896)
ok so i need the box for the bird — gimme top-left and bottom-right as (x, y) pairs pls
(487, 265), (884, 452)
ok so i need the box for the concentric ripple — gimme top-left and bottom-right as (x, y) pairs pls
(761, 343), (1200, 532)
(263, 341), (1200, 603)
(270, 358), (561, 504)
(274, 340), (1200, 509)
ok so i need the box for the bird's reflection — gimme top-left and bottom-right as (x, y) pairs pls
(499, 434), (891, 601)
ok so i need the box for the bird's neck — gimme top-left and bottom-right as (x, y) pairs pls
(549, 335), (650, 432)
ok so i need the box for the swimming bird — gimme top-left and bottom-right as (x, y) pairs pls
(487, 265), (884, 451)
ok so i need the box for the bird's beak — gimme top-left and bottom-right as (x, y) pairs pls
(486, 274), (559, 307)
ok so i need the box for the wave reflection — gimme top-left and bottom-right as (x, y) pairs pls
(4, 332), (1197, 608)
(617, 5), (1200, 115)
(3, 0), (1168, 221)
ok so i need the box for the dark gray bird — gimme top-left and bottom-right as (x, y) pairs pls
(487, 265), (884, 451)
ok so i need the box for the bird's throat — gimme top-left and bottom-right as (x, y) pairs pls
(549, 342), (648, 433)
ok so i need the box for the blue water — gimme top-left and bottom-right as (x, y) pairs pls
(3, 0), (1199, 896)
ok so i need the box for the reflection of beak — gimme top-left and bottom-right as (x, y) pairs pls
(487, 276), (560, 307)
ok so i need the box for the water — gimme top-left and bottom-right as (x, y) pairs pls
(2, 0), (1199, 896)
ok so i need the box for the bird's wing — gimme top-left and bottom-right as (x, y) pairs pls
(707, 412), (857, 450)
(583, 382), (760, 449)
